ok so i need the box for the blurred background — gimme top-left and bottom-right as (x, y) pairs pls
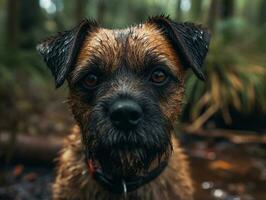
(0, 0), (265, 199)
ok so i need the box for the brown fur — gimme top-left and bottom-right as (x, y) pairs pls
(53, 23), (193, 199)
(53, 126), (193, 200)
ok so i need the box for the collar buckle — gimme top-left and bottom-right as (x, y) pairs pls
(122, 180), (127, 199)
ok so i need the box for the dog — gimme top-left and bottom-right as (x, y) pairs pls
(37, 16), (210, 200)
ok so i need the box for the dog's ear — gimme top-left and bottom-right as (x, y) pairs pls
(36, 19), (98, 88)
(148, 16), (211, 81)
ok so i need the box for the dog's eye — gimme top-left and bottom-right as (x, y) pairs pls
(84, 73), (99, 88)
(150, 69), (168, 84)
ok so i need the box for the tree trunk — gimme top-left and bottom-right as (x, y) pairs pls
(191, 0), (203, 21)
(75, 0), (87, 23)
(208, 0), (220, 34)
(259, 0), (266, 25)
(221, 0), (235, 19)
(176, 0), (182, 21)
(6, 0), (19, 49)
(97, 0), (106, 25)
(19, 0), (44, 48)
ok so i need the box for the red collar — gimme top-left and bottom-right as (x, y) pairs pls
(87, 159), (96, 176)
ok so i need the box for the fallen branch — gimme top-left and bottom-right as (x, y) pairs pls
(0, 132), (63, 164)
(182, 126), (266, 144)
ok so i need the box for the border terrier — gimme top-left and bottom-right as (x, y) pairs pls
(37, 16), (210, 200)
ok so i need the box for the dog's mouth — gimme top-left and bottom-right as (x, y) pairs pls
(85, 139), (171, 179)
(105, 141), (145, 150)
(87, 149), (168, 178)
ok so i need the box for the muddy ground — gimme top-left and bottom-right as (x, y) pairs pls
(1, 135), (265, 200)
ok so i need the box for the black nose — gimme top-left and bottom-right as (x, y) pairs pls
(109, 99), (143, 130)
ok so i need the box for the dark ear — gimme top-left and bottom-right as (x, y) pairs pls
(36, 19), (97, 88)
(148, 16), (211, 80)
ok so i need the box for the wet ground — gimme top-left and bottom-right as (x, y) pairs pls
(185, 137), (266, 200)
(0, 165), (52, 200)
(0, 137), (266, 200)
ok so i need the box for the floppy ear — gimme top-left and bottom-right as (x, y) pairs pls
(36, 19), (97, 88)
(148, 16), (211, 80)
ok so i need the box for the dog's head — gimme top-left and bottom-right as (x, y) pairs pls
(37, 16), (210, 178)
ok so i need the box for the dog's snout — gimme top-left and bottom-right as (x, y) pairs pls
(109, 99), (143, 130)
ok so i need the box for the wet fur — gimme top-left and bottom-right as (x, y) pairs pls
(53, 126), (193, 200)
(67, 24), (186, 179)
(37, 16), (210, 200)
(56, 24), (191, 199)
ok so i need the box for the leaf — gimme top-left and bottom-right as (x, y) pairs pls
(209, 160), (234, 171)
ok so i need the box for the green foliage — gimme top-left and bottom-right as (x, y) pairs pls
(183, 38), (266, 124)
(0, 0), (265, 132)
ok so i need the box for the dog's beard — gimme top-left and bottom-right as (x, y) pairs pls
(93, 147), (170, 178)
(82, 99), (172, 178)
(85, 129), (172, 178)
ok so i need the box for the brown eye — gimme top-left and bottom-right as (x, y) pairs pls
(150, 69), (168, 84)
(84, 73), (98, 88)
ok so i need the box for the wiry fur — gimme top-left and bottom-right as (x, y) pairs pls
(53, 126), (193, 200)
(37, 16), (210, 200)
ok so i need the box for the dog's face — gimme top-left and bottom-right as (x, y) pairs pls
(37, 16), (210, 178)
(69, 24), (184, 177)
